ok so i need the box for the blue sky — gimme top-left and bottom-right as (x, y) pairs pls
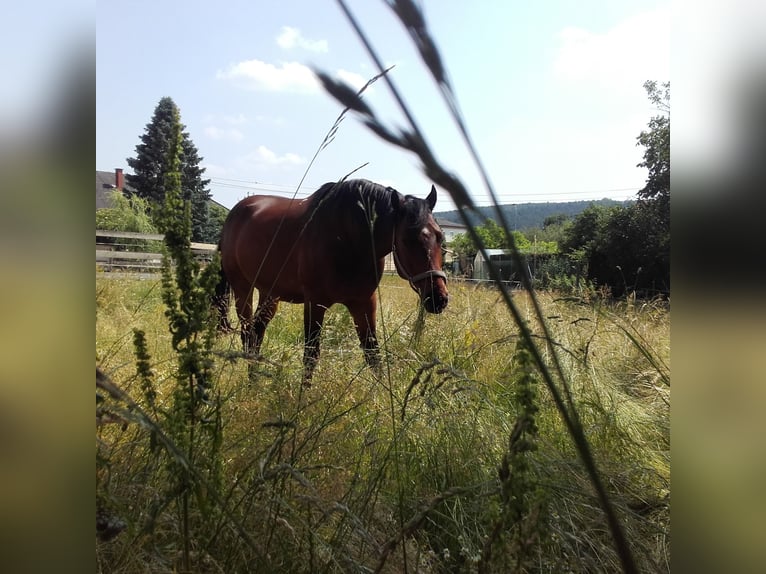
(96, 1), (669, 211)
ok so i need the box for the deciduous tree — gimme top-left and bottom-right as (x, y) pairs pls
(636, 81), (670, 208)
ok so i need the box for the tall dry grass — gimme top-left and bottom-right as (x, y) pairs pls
(97, 275), (669, 572)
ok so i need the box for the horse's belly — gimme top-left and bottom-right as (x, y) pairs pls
(249, 267), (305, 303)
(279, 293), (305, 304)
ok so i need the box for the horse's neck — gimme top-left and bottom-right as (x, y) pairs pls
(317, 188), (396, 258)
(370, 200), (397, 257)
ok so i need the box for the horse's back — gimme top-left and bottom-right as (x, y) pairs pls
(220, 195), (308, 301)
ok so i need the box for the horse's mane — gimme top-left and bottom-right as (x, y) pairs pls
(310, 179), (430, 227)
(310, 179), (392, 212)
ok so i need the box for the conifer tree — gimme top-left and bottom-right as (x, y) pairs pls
(126, 97), (212, 241)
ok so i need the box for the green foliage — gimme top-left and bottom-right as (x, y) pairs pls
(527, 239), (558, 254)
(181, 135), (213, 243)
(201, 201), (228, 243)
(126, 96), (212, 241)
(132, 329), (156, 410)
(450, 220), (557, 280)
(560, 204), (614, 274)
(126, 97), (176, 205)
(449, 219), (554, 259)
(636, 81), (670, 208)
(95, 190), (159, 252)
(635, 81), (670, 287)
(129, 108), (224, 571)
(448, 231), (475, 261)
(157, 107), (222, 457)
(475, 218), (507, 249)
(561, 203), (670, 296)
(95, 190), (157, 234)
(544, 213), (568, 228)
(522, 213), (572, 248)
(481, 337), (546, 571)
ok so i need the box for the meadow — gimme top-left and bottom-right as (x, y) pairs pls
(96, 274), (669, 573)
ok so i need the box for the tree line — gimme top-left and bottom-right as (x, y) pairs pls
(448, 81), (670, 298)
(435, 198), (632, 231)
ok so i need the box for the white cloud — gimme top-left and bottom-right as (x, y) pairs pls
(204, 125), (244, 142)
(553, 6), (670, 91)
(276, 26), (328, 53)
(205, 113), (249, 125)
(248, 145), (305, 166)
(217, 58), (376, 98)
(254, 114), (285, 126)
(336, 69), (370, 92)
(222, 113), (248, 125)
(216, 59), (320, 93)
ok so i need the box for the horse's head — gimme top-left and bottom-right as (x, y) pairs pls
(391, 185), (449, 314)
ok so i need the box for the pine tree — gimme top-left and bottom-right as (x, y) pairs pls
(180, 136), (212, 243)
(126, 97), (212, 241)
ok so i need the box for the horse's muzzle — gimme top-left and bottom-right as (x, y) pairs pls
(422, 288), (449, 314)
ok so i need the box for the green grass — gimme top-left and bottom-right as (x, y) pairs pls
(96, 274), (669, 573)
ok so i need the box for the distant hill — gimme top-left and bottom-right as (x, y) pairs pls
(434, 198), (633, 231)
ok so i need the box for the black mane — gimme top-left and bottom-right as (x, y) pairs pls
(310, 179), (392, 212)
(310, 179), (430, 227)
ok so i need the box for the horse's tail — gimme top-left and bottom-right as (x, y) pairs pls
(212, 244), (233, 332)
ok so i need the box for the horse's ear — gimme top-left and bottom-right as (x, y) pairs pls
(426, 185), (437, 210)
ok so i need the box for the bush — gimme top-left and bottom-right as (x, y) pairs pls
(96, 190), (159, 252)
(560, 203), (669, 298)
(96, 190), (158, 234)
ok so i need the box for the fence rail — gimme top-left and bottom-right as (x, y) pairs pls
(96, 230), (217, 275)
(96, 231), (415, 278)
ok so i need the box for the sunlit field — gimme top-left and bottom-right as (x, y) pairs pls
(96, 274), (669, 573)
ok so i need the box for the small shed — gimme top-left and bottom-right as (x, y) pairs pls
(473, 249), (515, 281)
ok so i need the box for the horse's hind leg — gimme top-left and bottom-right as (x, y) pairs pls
(231, 281), (255, 353)
(212, 263), (234, 332)
(252, 292), (280, 356)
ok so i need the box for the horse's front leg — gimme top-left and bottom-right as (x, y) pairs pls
(303, 302), (328, 385)
(346, 296), (381, 373)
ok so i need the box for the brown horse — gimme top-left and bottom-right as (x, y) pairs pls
(213, 178), (449, 382)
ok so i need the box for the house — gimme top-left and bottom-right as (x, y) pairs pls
(96, 168), (229, 213)
(435, 218), (467, 243)
(96, 168), (135, 209)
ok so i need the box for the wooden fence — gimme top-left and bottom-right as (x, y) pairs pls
(96, 230), (399, 277)
(96, 230), (217, 276)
